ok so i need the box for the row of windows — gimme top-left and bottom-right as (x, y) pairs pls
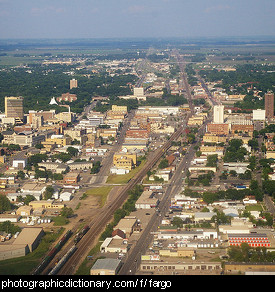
(141, 265), (221, 271)
(229, 237), (268, 240)
(229, 240), (270, 243)
(230, 243), (270, 247)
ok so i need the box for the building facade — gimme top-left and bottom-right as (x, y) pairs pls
(5, 96), (24, 122)
(265, 92), (274, 119)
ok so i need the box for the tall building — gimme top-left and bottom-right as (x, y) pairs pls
(265, 92), (274, 119)
(5, 96), (24, 122)
(213, 105), (224, 124)
(70, 79), (78, 89)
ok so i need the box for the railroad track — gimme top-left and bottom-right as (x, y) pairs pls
(57, 126), (184, 275)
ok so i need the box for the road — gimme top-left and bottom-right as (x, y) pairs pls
(173, 49), (194, 115)
(118, 51), (216, 275)
(91, 110), (135, 185)
(118, 118), (208, 275)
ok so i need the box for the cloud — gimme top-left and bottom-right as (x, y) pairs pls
(204, 5), (231, 13)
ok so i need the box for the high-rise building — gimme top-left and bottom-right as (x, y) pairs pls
(5, 96), (24, 121)
(213, 105), (224, 124)
(265, 92), (274, 119)
(70, 79), (78, 89)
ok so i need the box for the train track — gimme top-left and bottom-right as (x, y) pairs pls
(57, 125), (184, 275)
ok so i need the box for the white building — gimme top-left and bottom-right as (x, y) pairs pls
(59, 192), (73, 201)
(213, 105), (224, 124)
(252, 109), (266, 121)
(12, 158), (27, 169)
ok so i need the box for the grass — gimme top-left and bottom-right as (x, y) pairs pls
(85, 186), (114, 208)
(245, 204), (263, 212)
(75, 242), (102, 275)
(106, 160), (146, 185)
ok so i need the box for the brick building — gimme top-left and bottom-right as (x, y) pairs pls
(207, 123), (229, 135)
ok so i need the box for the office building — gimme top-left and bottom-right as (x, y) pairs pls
(70, 79), (78, 89)
(252, 109), (265, 121)
(265, 92), (274, 119)
(5, 96), (24, 122)
(213, 105), (224, 124)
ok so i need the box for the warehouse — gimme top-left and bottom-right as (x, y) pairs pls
(0, 227), (44, 261)
(90, 258), (122, 275)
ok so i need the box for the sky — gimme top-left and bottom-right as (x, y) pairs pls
(0, 0), (275, 39)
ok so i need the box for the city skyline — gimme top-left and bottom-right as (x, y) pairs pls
(0, 0), (275, 39)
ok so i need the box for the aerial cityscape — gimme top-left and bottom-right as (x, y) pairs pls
(0, 0), (275, 279)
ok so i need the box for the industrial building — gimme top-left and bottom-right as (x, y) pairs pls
(90, 258), (122, 275)
(0, 228), (44, 261)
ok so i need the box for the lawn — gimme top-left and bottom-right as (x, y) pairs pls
(85, 186), (114, 208)
(245, 204), (263, 212)
(106, 160), (146, 185)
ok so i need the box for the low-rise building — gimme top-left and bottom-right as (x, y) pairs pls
(100, 237), (128, 254)
(135, 190), (159, 209)
(114, 216), (138, 238)
(63, 172), (80, 185)
(227, 233), (271, 247)
(90, 258), (122, 275)
(68, 161), (93, 171)
(29, 200), (64, 210)
(0, 228), (44, 261)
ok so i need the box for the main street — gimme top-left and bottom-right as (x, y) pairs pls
(118, 51), (213, 275)
(118, 117), (209, 275)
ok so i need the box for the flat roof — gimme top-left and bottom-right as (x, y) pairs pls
(91, 258), (121, 271)
(13, 227), (44, 246)
(228, 233), (268, 238)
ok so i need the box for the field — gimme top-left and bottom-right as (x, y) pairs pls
(84, 186), (114, 208)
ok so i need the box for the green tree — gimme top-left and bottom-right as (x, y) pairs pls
(67, 146), (79, 157)
(158, 159), (169, 169)
(44, 186), (54, 200)
(0, 195), (12, 212)
(60, 207), (74, 218)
